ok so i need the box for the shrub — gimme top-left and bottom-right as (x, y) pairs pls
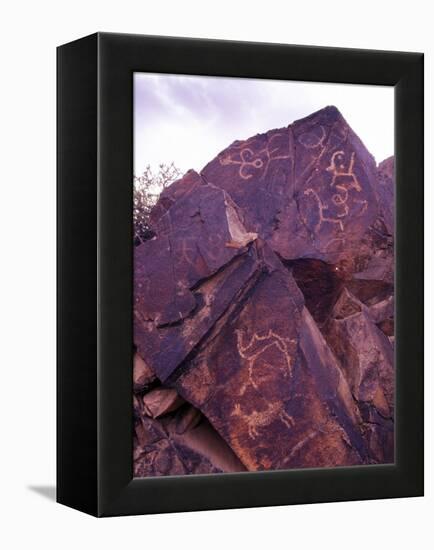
(133, 162), (181, 245)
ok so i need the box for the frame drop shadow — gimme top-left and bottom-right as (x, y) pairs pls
(28, 485), (56, 502)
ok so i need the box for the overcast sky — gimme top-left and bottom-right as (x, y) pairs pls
(134, 73), (394, 177)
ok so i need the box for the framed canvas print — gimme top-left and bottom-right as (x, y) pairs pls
(57, 33), (424, 517)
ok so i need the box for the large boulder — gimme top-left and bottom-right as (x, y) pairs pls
(133, 106), (395, 474)
(201, 106), (380, 271)
(322, 287), (394, 463)
(134, 178), (258, 381)
(173, 260), (368, 470)
(134, 395), (246, 476)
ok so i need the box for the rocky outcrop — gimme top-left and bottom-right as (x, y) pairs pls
(322, 288), (394, 462)
(134, 395), (246, 476)
(201, 106), (379, 270)
(133, 106), (395, 476)
(173, 245), (367, 470)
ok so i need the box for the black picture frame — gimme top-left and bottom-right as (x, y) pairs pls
(57, 32), (424, 517)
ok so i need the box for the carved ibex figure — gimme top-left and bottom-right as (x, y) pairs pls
(235, 329), (295, 394)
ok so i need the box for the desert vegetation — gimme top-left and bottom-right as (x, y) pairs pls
(133, 162), (181, 245)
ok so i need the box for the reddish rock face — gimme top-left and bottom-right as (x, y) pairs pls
(322, 288), (394, 463)
(174, 262), (367, 470)
(134, 179), (258, 381)
(201, 106), (379, 269)
(133, 106), (395, 476)
(376, 156), (394, 237)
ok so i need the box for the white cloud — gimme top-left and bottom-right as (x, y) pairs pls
(134, 73), (394, 176)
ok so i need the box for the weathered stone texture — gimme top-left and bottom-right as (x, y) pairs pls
(133, 106), (395, 476)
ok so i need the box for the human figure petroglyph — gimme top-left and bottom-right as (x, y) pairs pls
(235, 329), (295, 396)
(303, 150), (367, 234)
(327, 151), (362, 218)
(218, 130), (292, 181)
(327, 150), (362, 192)
(232, 401), (295, 440)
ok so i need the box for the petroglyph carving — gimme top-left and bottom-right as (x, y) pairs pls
(220, 148), (264, 180)
(304, 188), (344, 232)
(331, 192), (350, 218)
(219, 131), (292, 180)
(287, 430), (319, 460)
(304, 151), (367, 234)
(236, 329), (295, 395)
(327, 150), (362, 192)
(267, 130), (292, 160)
(298, 126), (326, 149)
(299, 128), (329, 181)
(232, 402), (295, 440)
(324, 237), (346, 252)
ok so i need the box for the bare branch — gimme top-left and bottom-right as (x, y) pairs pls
(133, 162), (182, 244)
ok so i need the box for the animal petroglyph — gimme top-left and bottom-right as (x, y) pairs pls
(232, 402), (295, 440)
(235, 329), (295, 395)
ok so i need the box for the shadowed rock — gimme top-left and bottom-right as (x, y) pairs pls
(142, 387), (185, 418)
(134, 400), (246, 477)
(322, 287), (394, 462)
(133, 352), (156, 393)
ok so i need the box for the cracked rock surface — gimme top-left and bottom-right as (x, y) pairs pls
(133, 106), (394, 476)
